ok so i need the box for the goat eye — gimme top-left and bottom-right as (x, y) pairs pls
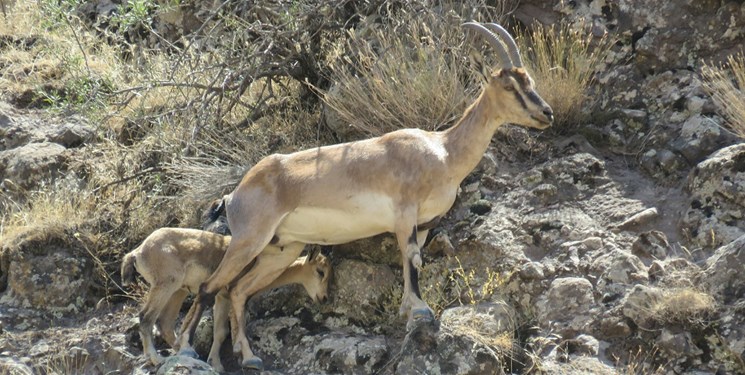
(317, 270), (325, 278)
(504, 84), (515, 92)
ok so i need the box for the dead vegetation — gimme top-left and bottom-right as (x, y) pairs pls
(516, 21), (612, 131)
(702, 53), (745, 139)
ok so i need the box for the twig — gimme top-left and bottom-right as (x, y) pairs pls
(92, 166), (162, 194)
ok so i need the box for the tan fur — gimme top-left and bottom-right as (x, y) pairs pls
(178, 23), (553, 368)
(122, 228), (331, 369)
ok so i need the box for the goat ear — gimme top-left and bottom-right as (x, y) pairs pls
(468, 50), (490, 82)
(307, 246), (321, 262)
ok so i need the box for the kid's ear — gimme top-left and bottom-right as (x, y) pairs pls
(307, 246), (321, 262)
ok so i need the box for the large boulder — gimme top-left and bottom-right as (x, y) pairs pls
(698, 234), (745, 305)
(0, 230), (92, 312)
(681, 143), (745, 250)
(0, 142), (67, 191)
(535, 277), (596, 336)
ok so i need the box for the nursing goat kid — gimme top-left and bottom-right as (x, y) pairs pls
(178, 22), (553, 369)
(121, 227), (331, 370)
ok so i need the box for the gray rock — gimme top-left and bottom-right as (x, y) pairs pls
(674, 115), (723, 164)
(156, 355), (218, 375)
(698, 234), (745, 304)
(621, 284), (663, 327)
(45, 120), (93, 148)
(0, 142), (67, 190)
(0, 230), (91, 312)
(656, 328), (703, 358)
(681, 143), (745, 250)
(247, 317), (389, 374)
(631, 231), (671, 259)
(396, 316), (510, 375)
(331, 260), (398, 325)
(536, 277), (595, 334)
(591, 249), (648, 294)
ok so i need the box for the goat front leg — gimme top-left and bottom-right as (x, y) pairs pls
(229, 243), (304, 370)
(395, 210), (435, 329)
(177, 230), (274, 358)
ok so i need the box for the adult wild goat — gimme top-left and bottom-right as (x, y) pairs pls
(121, 227), (331, 369)
(178, 22), (553, 370)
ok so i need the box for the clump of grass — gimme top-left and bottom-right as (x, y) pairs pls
(701, 54), (745, 139)
(323, 1), (512, 138)
(650, 287), (716, 326)
(324, 22), (470, 137)
(516, 21), (611, 131)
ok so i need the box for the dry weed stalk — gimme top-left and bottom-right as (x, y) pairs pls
(702, 54), (745, 139)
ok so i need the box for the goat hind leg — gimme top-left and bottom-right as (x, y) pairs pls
(177, 231), (273, 357)
(157, 288), (188, 349)
(140, 284), (180, 365)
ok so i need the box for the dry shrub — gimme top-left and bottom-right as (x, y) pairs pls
(0, 181), (96, 245)
(650, 287), (716, 326)
(516, 21), (611, 131)
(701, 54), (745, 139)
(323, 1), (513, 138)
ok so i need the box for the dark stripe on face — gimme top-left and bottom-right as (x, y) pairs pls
(410, 259), (422, 298)
(526, 90), (544, 106)
(408, 227), (418, 245)
(513, 91), (528, 110)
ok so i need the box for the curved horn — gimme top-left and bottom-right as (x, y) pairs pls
(462, 22), (513, 70)
(486, 23), (523, 68)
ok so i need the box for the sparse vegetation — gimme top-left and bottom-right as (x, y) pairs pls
(650, 287), (716, 327)
(516, 21), (612, 131)
(702, 53), (745, 138)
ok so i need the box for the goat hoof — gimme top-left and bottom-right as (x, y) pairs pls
(242, 357), (264, 370)
(406, 308), (435, 331)
(412, 308), (434, 322)
(178, 348), (199, 359)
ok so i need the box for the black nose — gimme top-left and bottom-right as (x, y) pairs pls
(543, 108), (554, 122)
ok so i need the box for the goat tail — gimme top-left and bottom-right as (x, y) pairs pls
(120, 251), (137, 287)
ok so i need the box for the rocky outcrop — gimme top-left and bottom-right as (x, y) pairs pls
(0, 103), (92, 197)
(681, 144), (745, 250)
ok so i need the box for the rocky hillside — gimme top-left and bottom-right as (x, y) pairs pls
(1, 0), (745, 374)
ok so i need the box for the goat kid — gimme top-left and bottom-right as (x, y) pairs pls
(121, 227), (330, 370)
(178, 22), (553, 369)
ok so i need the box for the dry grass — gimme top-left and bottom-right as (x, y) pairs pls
(516, 21), (611, 131)
(701, 54), (745, 138)
(649, 287), (716, 326)
(323, 1), (512, 138)
(441, 300), (518, 371)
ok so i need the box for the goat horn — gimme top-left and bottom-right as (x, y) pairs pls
(462, 22), (513, 70)
(485, 23), (523, 68)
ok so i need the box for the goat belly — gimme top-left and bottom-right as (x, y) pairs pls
(275, 195), (396, 245)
